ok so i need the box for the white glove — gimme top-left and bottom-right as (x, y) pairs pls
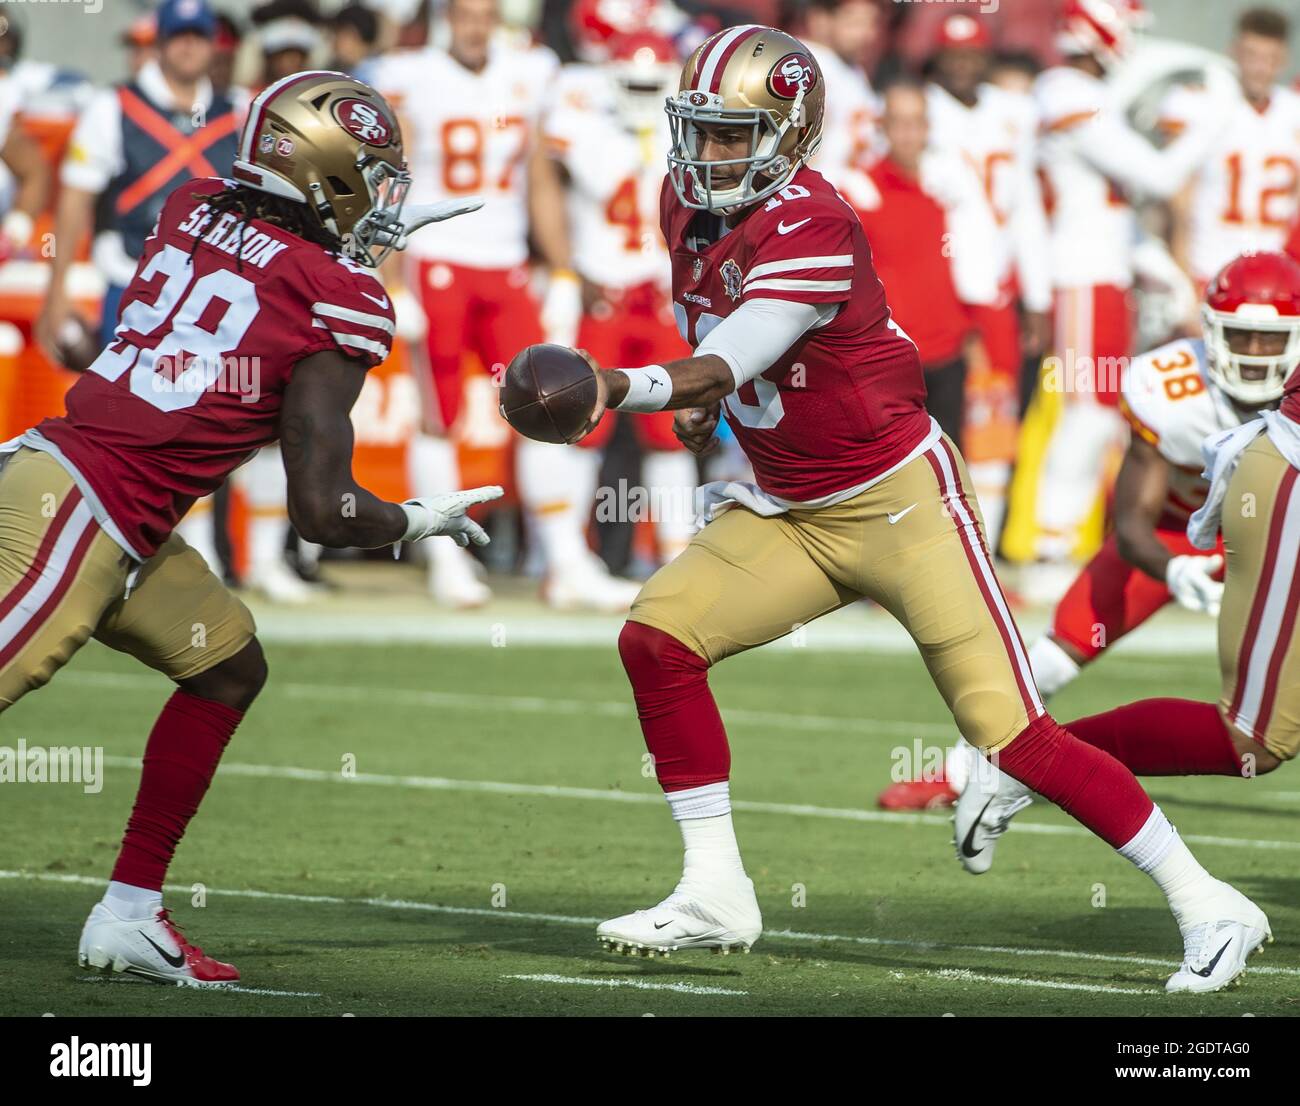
(540, 269), (583, 347)
(400, 485), (503, 546)
(376, 198), (485, 250)
(1166, 553), (1224, 617)
(390, 285), (426, 342)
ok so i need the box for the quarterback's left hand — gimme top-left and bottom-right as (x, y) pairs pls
(1166, 553), (1224, 617)
(400, 485), (504, 546)
(541, 269), (583, 347)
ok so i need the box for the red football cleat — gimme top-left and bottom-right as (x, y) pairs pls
(79, 904), (240, 986)
(877, 778), (959, 810)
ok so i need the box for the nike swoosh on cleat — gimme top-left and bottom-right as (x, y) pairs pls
(139, 931), (186, 969)
(777, 218), (811, 235)
(653, 921), (672, 930)
(1192, 937), (1235, 978)
(960, 796), (996, 858)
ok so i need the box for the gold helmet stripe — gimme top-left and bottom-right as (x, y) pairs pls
(692, 24), (762, 93)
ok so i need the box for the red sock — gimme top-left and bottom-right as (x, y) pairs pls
(995, 713), (1155, 848)
(110, 691), (244, 891)
(1066, 698), (1243, 776)
(618, 621), (729, 791)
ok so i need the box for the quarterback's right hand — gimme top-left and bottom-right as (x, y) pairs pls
(674, 405), (720, 456)
(1166, 553), (1224, 617)
(400, 486), (503, 546)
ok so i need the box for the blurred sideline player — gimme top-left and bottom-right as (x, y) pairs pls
(794, 0), (880, 196)
(852, 79), (1000, 443)
(374, 0), (576, 607)
(925, 13), (1051, 552)
(883, 253), (1286, 814)
(566, 25), (1269, 994)
(1027, 0), (1228, 598)
(0, 46), (50, 261)
(950, 252), (1300, 892)
(1161, 8), (1300, 292)
(540, 29), (694, 604)
(0, 73), (498, 983)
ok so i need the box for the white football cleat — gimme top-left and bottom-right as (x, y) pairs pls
(245, 559), (314, 604)
(429, 547), (492, 609)
(78, 903), (240, 986)
(1167, 886), (1272, 994)
(597, 878), (762, 957)
(953, 762), (1034, 875)
(544, 553), (641, 613)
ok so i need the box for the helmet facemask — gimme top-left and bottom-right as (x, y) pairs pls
(1201, 304), (1300, 406)
(666, 89), (817, 214)
(335, 155), (412, 268)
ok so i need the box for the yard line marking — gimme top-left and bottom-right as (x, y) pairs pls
(926, 969), (1159, 996)
(76, 975), (322, 998)
(59, 670), (957, 738)
(82, 754), (1300, 853)
(6, 870), (1297, 980)
(505, 973), (747, 996)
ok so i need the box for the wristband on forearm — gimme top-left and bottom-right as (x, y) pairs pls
(612, 365), (672, 412)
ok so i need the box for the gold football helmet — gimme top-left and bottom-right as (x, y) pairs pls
(232, 70), (410, 267)
(666, 25), (825, 213)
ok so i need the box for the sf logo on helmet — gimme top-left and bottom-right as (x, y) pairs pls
(333, 98), (393, 147)
(768, 53), (817, 100)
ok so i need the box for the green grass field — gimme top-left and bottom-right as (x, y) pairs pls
(2, 624), (1297, 1017)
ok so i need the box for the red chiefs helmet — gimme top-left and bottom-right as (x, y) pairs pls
(1057, 0), (1149, 69)
(1202, 251), (1300, 405)
(608, 31), (679, 131)
(570, 0), (665, 63)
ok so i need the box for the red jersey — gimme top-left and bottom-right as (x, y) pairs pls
(855, 157), (970, 366)
(662, 165), (930, 503)
(31, 177), (395, 558)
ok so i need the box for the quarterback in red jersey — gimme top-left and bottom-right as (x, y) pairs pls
(0, 72), (500, 985)
(561, 25), (1269, 992)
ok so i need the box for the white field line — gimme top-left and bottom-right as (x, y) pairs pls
(75, 975), (322, 999)
(926, 968), (1159, 996)
(504, 973), (747, 996)
(6, 870), (1298, 981)
(83, 753), (1300, 853)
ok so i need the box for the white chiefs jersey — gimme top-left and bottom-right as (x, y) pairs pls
(1121, 337), (1257, 522)
(926, 81), (1051, 311)
(806, 42), (880, 193)
(1035, 65), (1135, 289)
(1160, 84), (1300, 285)
(544, 64), (669, 291)
(372, 41), (558, 269)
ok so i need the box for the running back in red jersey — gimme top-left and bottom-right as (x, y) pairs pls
(32, 177), (396, 559)
(662, 164), (932, 504)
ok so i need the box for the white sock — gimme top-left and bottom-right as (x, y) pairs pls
(516, 439), (599, 574)
(1035, 402), (1121, 557)
(102, 880), (163, 921)
(1118, 806), (1217, 924)
(664, 783), (747, 885)
(967, 459), (1009, 553)
(408, 434), (472, 572)
(642, 449), (697, 561)
(175, 498), (220, 573)
(1028, 636), (1081, 700)
(237, 446), (290, 574)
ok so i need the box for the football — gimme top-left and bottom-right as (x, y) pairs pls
(499, 343), (598, 444)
